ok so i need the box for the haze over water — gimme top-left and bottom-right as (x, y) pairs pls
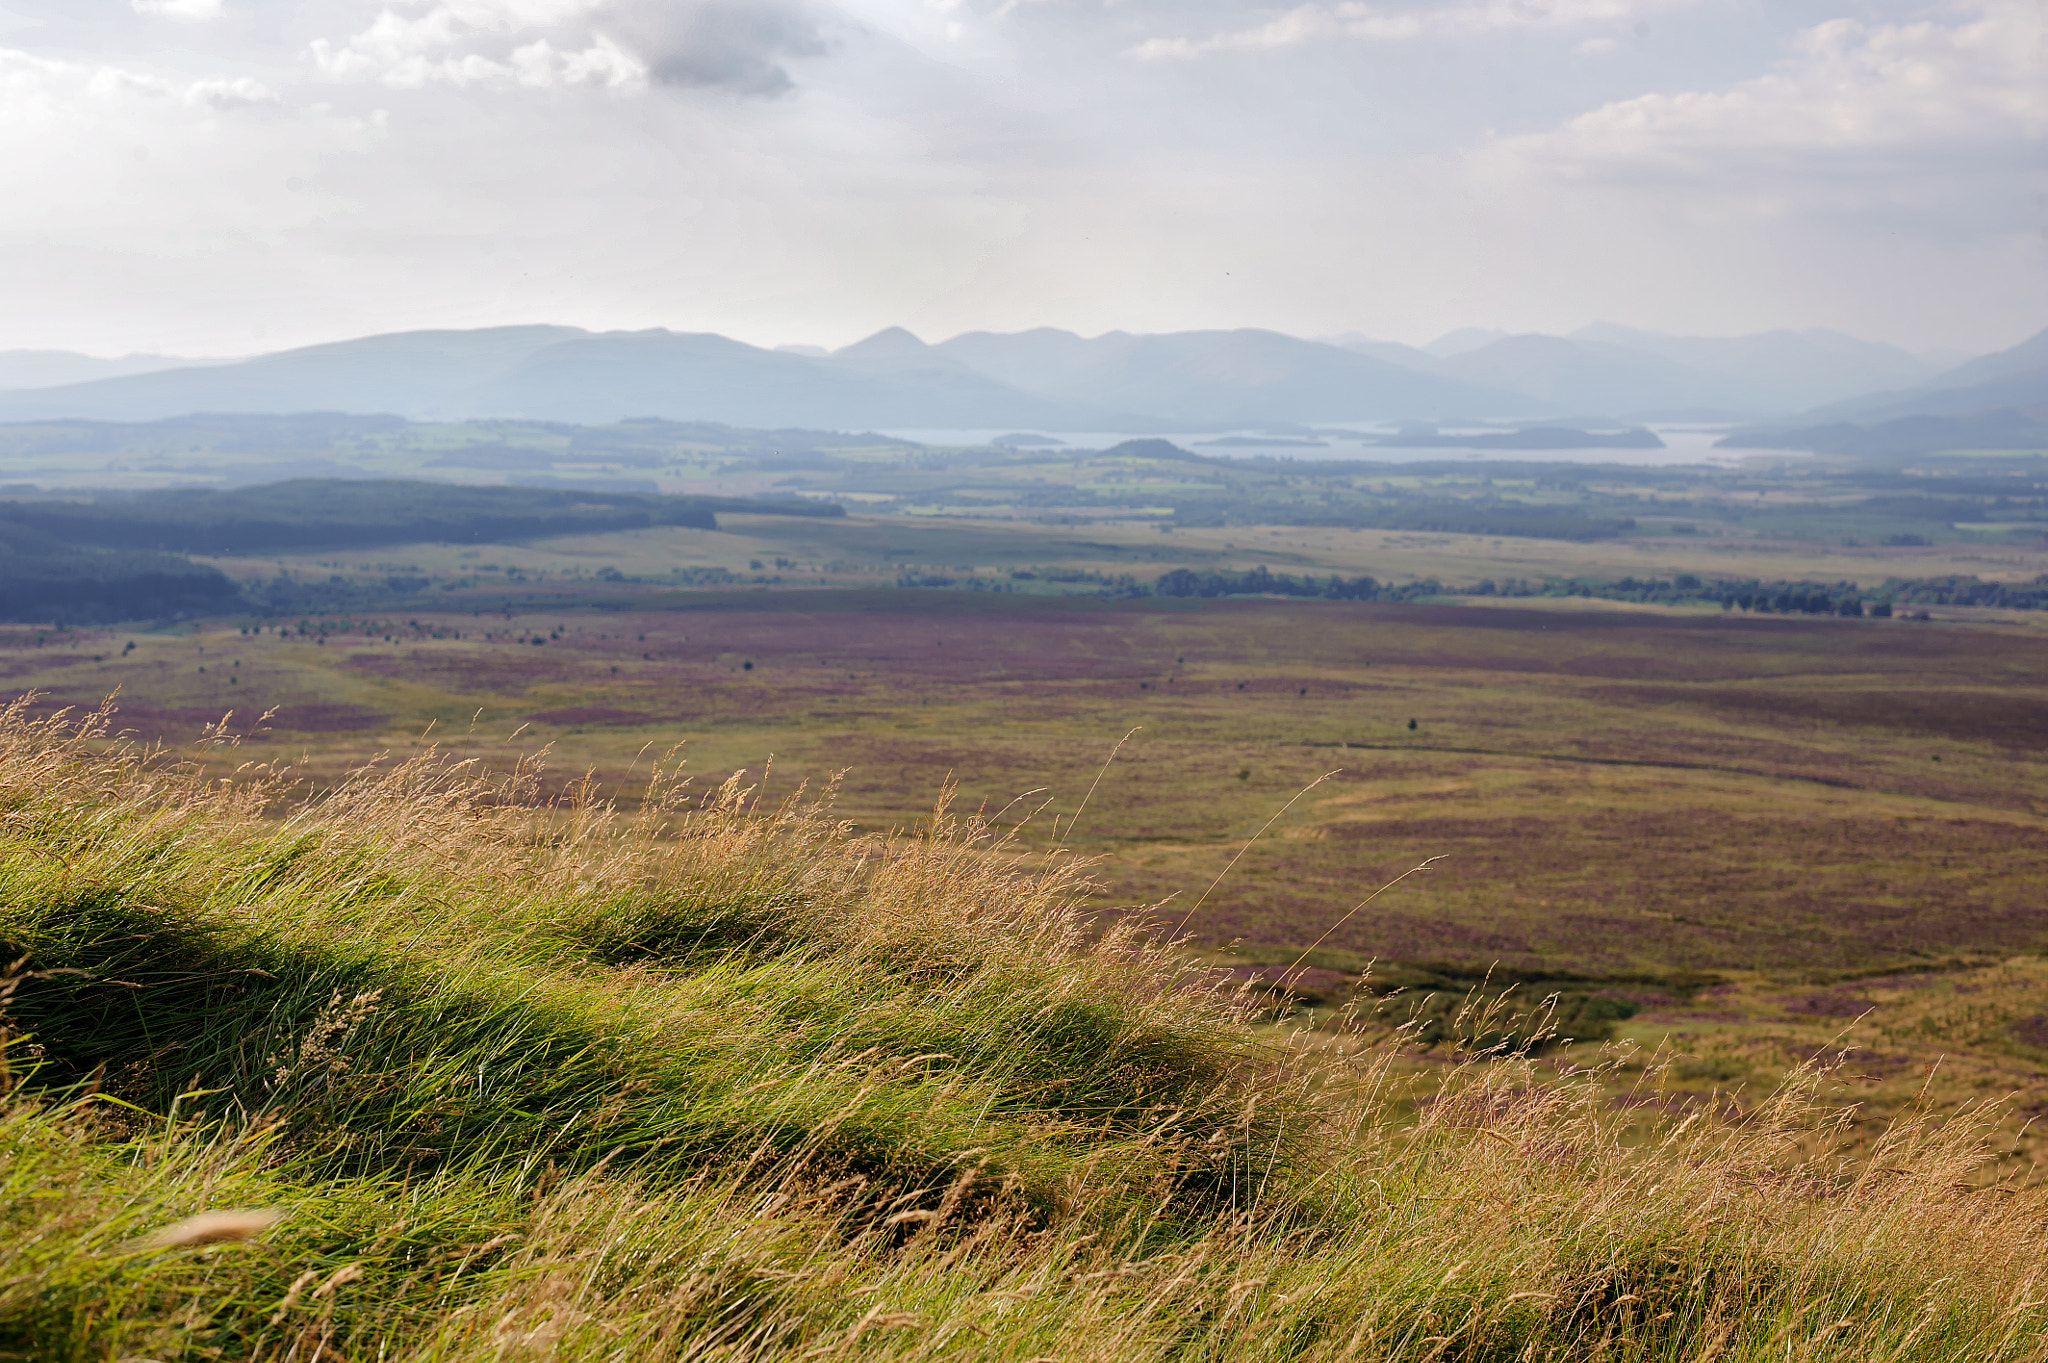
(879, 427), (1762, 467)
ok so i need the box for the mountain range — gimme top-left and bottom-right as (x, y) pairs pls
(1716, 325), (2048, 456)
(0, 321), (2036, 437)
(0, 326), (1540, 430)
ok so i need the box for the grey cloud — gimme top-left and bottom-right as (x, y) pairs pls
(611, 0), (832, 96)
(303, 0), (835, 98)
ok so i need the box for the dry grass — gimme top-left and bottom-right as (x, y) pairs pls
(0, 695), (2045, 1360)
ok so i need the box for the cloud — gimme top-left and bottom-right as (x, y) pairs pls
(132, 0), (226, 19)
(186, 75), (282, 107)
(0, 47), (277, 111)
(1490, 0), (2048, 217)
(1129, 0), (1689, 60)
(621, 1), (831, 93)
(309, 0), (832, 95)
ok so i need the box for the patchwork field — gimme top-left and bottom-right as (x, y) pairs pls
(201, 509), (2048, 601)
(12, 585), (2048, 1155)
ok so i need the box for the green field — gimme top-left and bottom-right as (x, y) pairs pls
(208, 508), (2048, 600)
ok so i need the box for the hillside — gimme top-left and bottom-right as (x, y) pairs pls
(2, 699), (2047, 1359)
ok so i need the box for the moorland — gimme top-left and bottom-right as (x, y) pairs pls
(7, 416), (2048, 1358)
(9, 580), (2048, 1153)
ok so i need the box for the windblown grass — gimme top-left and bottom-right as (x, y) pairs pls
(0, 697), (2045, 1360)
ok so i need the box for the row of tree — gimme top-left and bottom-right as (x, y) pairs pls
(1151, 566), (1445, 601)
(909, 565), (2048, 618)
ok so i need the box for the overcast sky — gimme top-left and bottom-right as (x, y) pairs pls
(0, 0), (2042, 357)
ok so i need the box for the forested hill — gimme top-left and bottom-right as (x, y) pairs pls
(0, 479), (842, 555)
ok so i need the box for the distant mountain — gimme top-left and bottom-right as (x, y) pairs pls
(1434, 335), (1768, 419)
(1423, 328), (1510, 358)
(1920, 326), (2048, 391)
(1794, 325), (2048, 424)
(0, 326), (1131, 430)
(933, 328), (1106, 398)
(1713, 327), (2048, 455)
(1854, 368), (2048, 422)
(1318, 333), (1441, 371)
(464, 329), (1130, 429)
(0, 350), (225, 391)
(1569, 324), (1940, 410)
(832, 326), (935, 363)
(0, 320), (1988, 434)
(0, 326), (586, 423)
(935, 327), (1538, 423)
(1717, 406), (2048, 459)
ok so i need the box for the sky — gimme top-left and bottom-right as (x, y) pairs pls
(0, 0), (2042, 358)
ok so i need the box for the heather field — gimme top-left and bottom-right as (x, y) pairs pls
(7, 588), (2048, 1161)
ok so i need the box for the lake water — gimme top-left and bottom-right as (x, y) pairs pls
(876, 426), (1790, 468)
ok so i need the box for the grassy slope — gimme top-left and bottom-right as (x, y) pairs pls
(2, 701), (2048, 1359)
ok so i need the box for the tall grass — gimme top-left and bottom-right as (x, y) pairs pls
(0, 696), (2044, 1360)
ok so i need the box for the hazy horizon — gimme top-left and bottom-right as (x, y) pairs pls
(0, 318), (1992, 368)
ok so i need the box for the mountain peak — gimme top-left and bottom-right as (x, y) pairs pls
(835, 327), (928, 359)
(1423, 327), (1510, 358)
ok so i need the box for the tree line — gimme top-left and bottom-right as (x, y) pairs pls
(903, 564), (2048, 617)
(0, 479), (842, 556)
(0, 479), (845, 623)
